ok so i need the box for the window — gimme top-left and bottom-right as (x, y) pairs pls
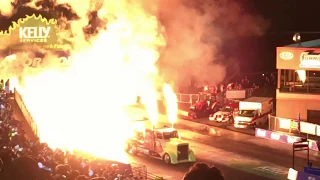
(307, 71), (320, 93)
(238, 110), (255, 117)
(307, 110), (320, 125)
(163, 131), (179, 139)
(156, 132), (163, 139)
(279, 69), (320, 94)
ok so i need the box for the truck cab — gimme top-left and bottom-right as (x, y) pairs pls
(125, 126), (196, 164)
(234, 97), (273, 128)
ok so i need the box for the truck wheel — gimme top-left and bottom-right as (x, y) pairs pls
(163, 153), (171, 164)
(252, 123), (257, 129)
(228, 118), (234, 124)
(131, 144), (138, 155)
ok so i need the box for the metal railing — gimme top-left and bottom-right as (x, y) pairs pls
(268, 115), (320, 137)
(14, 88), (39, 138)
(175, 88), (257, 105)
(176, 93), (199, 104)
(130, 163), (165, 180)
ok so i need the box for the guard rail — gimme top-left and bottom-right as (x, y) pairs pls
(127, 162), (166, 180)
(14, 88), (39, 138)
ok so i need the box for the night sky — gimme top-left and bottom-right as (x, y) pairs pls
(239, 0), (320, 73)
(1, 0), (320, 74)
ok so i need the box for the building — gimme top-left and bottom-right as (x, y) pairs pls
(276, 39), (320, 124)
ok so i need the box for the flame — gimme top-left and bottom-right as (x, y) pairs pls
(296, 70), (306, 83)
(4, 54), (17, 61)
(204, 85), (208, 91)
(0, 0), (14, 17)
(10, 0), (166, 163)
(163, 83), (178, 126)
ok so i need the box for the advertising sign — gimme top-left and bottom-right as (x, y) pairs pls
(1, 53), (71, 68)
(0, 14), (66, 50)
(277, 47), (320, 70)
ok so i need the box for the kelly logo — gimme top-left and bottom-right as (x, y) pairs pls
(0, 14), (64, 49)
(19, 27), (51, 42)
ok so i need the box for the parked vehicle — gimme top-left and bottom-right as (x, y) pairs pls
(188, 92), (220, 119)
(234, 97), (273, 128)
(209, 102), (239, 124)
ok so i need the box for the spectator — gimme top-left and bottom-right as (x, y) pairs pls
(183, 162), (224, 180)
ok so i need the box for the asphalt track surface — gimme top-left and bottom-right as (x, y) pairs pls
(128, 129), (273, 180)
(10, 99), (320, 180)
(132, 127), (320, 180)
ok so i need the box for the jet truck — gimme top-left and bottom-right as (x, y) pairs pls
(234, 97), (273, 128)
(124, 104), (196, 164)
(125, 120), (196, 164)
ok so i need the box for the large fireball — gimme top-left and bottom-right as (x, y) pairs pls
(9, 0), (167, 163)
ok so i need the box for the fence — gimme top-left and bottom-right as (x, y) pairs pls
(176, 93), (199, 104)
(175, 90), (249, 106)
(268, 115), (320, 137)
(14, 88), (39, 138)
(131, 163), (165, 180)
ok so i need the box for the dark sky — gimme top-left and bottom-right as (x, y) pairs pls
(1, 0), (320, 74)
(240, 0), (320, 73)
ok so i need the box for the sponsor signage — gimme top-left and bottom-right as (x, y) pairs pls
(1, 53), (71, 68)
(288, 168), (320, 180)
(280, 51), (294, 60)
(277, 47), (320, 70)
(300, 52), (320, 68)
(0, 14), (67, 50)
(297, 171), (320, 180)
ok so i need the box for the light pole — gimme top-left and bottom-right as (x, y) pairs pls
(292, 32), (301, 46)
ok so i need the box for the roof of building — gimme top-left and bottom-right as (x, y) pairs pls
(285, 39), (320, 48)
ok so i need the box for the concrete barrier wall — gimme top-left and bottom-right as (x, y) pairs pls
(255, 128), (320, 151)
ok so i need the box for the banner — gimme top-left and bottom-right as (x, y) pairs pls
(277, 47), (320, 70)
(288, 168), (320, 180)
(1, 51), (71, 68)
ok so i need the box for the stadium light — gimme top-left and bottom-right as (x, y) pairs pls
(293, 33), (301, 43)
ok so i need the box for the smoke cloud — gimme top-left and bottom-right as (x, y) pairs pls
(0, 0), (269, 91)
(157, 0), (269, 90)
